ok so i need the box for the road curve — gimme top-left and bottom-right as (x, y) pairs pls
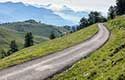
(0, 23), (110, 80)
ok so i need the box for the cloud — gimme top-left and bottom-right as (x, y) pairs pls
(0, 0), (116, 15)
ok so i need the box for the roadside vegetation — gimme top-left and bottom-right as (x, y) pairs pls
(0, 0), (124, 79)
(0, 24), (98, 69)
(50, 0), (125, 79)
(50, 16), (125, 80)
(0, 6), (107, 67)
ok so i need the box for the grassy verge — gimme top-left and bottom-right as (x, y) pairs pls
(50, 16), (125, 80)
(0, 24), (98, 70)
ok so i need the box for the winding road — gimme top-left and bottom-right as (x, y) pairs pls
(0, 23), (110, 80)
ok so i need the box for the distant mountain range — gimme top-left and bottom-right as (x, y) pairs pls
(42, 4), (88, 24)
(0, 2), (88, 26)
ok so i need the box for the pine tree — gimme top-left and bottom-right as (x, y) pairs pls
(88, 11), (106, 24)
(79, 17), (88, 29)
(108, 6), (116, 19)
(0, 49), (6, 58)
(50, 32), (56, 39)
(9, 40), (18, 53)
(88, 11), (101, 24)
(116, 0), (125, 15)
(24, 32), (34, 47)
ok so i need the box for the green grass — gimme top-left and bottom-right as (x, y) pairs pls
(0, 20), (70, 53)
(0, 27), (47, 52)
(50, 16), (125, 80)
(0, 20), (69, 38)
(0, 27), (24, 51)
(0, 24), (98, 70)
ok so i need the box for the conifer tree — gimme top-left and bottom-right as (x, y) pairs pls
(50, 32), (56, 39)
(24, 32), (34, 47)
(0, 49), (6, 58)
(108, 6), (116, 19)
(116, 0), (125, 15)
(9, 40), (18, 53)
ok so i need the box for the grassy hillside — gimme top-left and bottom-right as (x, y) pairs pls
(0, 27), (47, 51)
(0, 24), (98, 70)
(51, 16), (125, 80)
(0, 27), (24, 51)
(0, 20), (69, 53)
(0, 20), (69, 38)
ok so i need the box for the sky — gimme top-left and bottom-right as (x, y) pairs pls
(0, 0), (116, 15)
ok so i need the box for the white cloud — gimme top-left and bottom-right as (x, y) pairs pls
(0, 0), (116, 15)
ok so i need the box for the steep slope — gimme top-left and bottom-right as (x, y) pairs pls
(51, 16), (125, 80)
(0, 24), (109, 80)
(0, 27), (47, 51)
(0, 24), (98, 69)
(0, 27), (24, 50)
(0, 20), (69, 53)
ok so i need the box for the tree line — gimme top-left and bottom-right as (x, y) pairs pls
(64, 11), (107, 33)
(108, 0), (125, 19)
(78, 11), (107, 30)
(71, 0), (125, 31)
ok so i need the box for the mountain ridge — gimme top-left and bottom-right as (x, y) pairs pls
(0, 2), (88, 26)
(0, 2), (74, 26)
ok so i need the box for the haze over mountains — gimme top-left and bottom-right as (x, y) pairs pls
(42, 4), (88, 24)
(0, 2), (88, 26)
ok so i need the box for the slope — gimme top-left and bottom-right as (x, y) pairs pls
(51, 16), (125, 80)
(0, 27), (47, 52)
(0, 20), (69, 38)
(0, 20), (69, 55)
(0, 24), (98, 70)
